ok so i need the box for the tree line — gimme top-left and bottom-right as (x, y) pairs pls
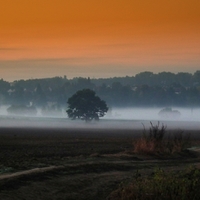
(0, 71), (200, 111)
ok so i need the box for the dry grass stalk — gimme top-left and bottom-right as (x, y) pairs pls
(133, 122), (190, 155)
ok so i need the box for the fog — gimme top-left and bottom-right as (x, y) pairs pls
(0, 106), (200, 130)
(105, 107), (199, 121)
(103, 107), (200, 130)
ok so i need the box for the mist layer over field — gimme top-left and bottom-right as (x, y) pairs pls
(0, 106), (200, 130)
(105, 107), (199, 121)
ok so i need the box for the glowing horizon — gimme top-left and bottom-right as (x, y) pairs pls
(0, 0), (200, 81)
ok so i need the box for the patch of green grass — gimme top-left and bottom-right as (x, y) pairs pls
(108, 166), (200, 200)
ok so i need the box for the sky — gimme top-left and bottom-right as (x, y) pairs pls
(0, 0), (200, 81)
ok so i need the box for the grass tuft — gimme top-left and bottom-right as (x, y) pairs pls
(133, 122), (190, 155)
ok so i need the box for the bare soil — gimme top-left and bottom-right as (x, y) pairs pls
(0, 127), (200, 200)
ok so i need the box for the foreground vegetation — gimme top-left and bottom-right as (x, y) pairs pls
(109, 122), (200, 200)
(0, 125), (199, 199)
(108, 166), (200, 200)
(133, 122), (191, 155)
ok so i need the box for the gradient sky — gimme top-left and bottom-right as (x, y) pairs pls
(0, 0), (200, 81)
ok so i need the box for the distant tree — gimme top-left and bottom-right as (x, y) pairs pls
(193, 71), (200, 85)
(135, 71), (155, 85)
(34, 83), (47, 107)
(158, 107), (181, 119)
(176, 72), (192, 87)
(66, 89), (108, 121)
(41, 103), (63, 117)
(7, 105), (37, 116)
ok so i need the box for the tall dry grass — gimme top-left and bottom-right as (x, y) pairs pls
(133, 122), (190, 155)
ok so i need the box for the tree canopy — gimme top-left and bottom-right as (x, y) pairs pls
(66, 89), (108, 121)
(0, 71), (200, 108)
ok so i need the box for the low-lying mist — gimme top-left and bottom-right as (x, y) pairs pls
(0, 106), (200, 130)
(105, 107), (199, 121)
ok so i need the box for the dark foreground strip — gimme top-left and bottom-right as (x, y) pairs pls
(0, 162), (136, 191)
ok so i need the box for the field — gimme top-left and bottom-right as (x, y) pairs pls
(0, 119), (200, 199)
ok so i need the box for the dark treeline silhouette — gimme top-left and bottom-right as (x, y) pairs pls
(1, 71), (200, 111)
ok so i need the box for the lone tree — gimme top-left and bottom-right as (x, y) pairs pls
(66, 89), (108, 121)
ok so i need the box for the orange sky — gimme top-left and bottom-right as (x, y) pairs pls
(0, 0), (200, 81)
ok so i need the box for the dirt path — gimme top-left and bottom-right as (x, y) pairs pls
(0, 166), (65, 180)
(1, 149), (200, 181)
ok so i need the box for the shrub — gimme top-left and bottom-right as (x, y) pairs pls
(7, 104), (37, 116)
(158, 107), (181, 119)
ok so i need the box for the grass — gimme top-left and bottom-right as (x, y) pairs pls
(107, 122), (197, 200)
(108, 166), (200, 200)
(0, 126), (199, 199)
(133, 122), (191, 155)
